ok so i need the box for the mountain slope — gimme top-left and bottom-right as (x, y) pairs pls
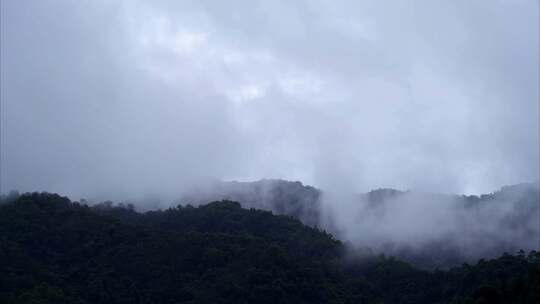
(1, 192), (540, 303)
(180, 180), (539, 267)
(0, 193), (366, 304)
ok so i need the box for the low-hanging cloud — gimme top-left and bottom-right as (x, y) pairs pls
(322, 183), (539, 265)
(1, 0), (538, 202)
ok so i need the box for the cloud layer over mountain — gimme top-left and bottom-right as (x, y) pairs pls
(1, 0), (538, 199)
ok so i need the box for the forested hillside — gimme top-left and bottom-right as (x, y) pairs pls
(179, 180), (539, 268)
(1, 193), (539, 303)
(179, 179), (322, 226)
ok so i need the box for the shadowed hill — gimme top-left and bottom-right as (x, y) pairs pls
(0, 193), (364, 303)
(1, 192), (540, 303)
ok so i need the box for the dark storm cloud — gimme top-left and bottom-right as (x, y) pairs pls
(1, 0), (538, 200)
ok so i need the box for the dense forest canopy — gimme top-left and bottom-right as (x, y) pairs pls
(1, 192), (539, 304)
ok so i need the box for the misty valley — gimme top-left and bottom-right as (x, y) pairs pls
(1, 180), (539, 303)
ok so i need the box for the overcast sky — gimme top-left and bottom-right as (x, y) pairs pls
(1, 0), (538, 199)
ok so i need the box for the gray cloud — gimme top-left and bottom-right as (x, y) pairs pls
(1, 0), (538, 200)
